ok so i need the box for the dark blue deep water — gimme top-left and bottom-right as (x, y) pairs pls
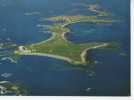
(0, 0), (130, 96)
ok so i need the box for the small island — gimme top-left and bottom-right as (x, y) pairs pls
(14, 15), (116, 65)
(0, 81), (27, 95)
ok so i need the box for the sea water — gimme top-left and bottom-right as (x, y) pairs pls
(0, 0), (130, 96)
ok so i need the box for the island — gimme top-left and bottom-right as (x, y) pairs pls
(14, 15), (116, 65)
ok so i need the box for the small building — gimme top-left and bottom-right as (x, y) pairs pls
(18, 46), (31, 53)
(19, 46), (26, 51)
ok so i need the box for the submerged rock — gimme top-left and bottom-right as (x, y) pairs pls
(1, 73), (12, 78)
(1, 57), (17, 63)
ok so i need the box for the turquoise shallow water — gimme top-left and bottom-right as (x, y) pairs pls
(0, 0), (130, 96)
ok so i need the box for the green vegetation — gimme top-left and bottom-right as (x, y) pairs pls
(14, 15), (116, 65)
